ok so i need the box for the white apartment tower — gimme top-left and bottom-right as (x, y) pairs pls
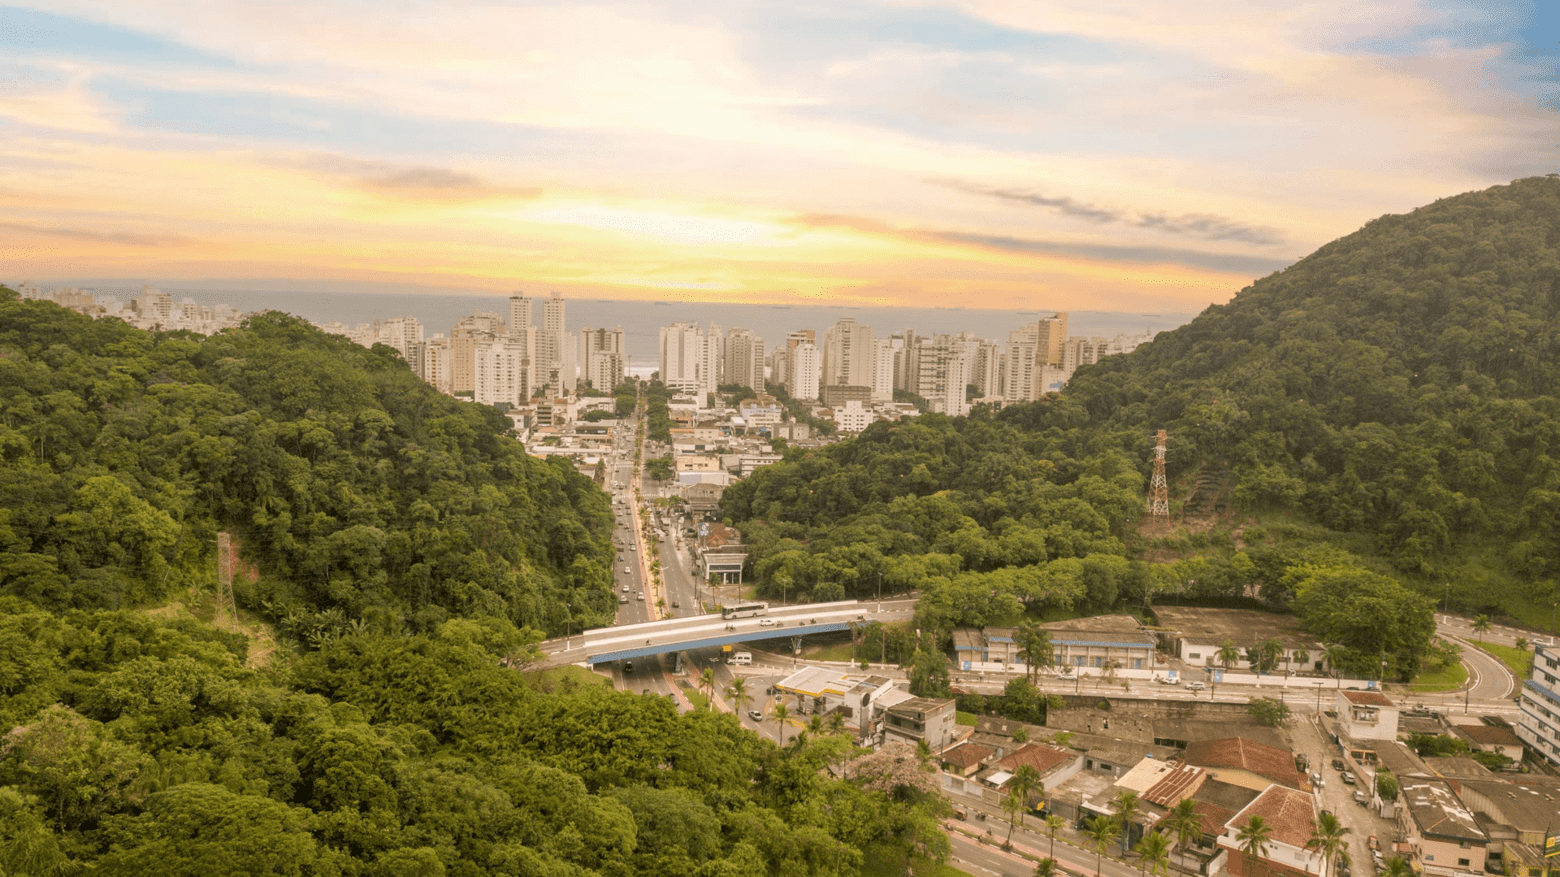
(783, 330), (815, 397)
(971, 339), (1002, 398)
(698, 323), (724, 397)
(870, 339), (896, 402)
(508, 294), (534, 333)
(450, 311), (507, 394)
(473, 336), (531, 407)
(916, 335), (972, 417)
(582, 326), (626, 391)
(660, 322), (703, 394)
(1517, 642), (1560, 767)
(822, 317), (876, 390)
(724, 328), (766, 393)
(790, 341), (821, 401)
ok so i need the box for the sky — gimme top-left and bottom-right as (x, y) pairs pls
(1, 1), (1556, 312)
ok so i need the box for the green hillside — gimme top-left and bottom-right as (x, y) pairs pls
(725, 177), (1560, 676)
(0, 289), (950, 875)
(0, 294), (613, 639)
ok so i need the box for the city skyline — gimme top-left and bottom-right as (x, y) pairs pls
(2, 2), (1556, 312)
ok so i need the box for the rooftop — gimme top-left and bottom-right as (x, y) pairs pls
(1184, 737), (1308, 791)
(1455, 724), (1523, 747)
(1401, 778), (1486, 843)
(1226, 785), (1316, 849)
(1453, 777), (1560, 832)
(886, 697), (955, 718)
(1341, 689), (1395, 707)
(1142, 762), (1208, 808)
(1152, 606), (1314, 649)
(996, 744), (1078, 778)
(1184, 779), (1262, 837)
(942, 742), (995, 771)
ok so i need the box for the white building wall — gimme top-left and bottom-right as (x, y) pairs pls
(791, 341), (820, 401)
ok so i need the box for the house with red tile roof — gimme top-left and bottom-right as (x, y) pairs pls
(1184, 737), (1310, 793)
(1214, 785), (1323, 877)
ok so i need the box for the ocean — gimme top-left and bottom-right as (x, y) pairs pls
(76, 286), (1199, 372)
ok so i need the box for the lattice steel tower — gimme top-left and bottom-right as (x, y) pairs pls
(1147, 429), (1170, 518)
(216, 531), (238, 627)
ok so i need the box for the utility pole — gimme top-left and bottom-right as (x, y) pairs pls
(215, 532), (238, 629)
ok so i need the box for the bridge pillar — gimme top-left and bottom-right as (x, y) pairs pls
(791, 635), (802, 655)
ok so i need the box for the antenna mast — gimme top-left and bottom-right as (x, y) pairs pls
(216, 531), (239, 628)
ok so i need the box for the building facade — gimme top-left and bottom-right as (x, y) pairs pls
(1516, 642), (1560, 767)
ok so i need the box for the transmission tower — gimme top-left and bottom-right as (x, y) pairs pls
(1147, 430), (1170, 518)
(216, 531), (239, 628)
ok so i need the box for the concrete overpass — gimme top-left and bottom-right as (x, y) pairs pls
(541, 599), (917, 666)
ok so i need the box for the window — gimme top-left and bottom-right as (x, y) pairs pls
(1189, 652), (1202, 660)
(1457, 860), (1470, 867)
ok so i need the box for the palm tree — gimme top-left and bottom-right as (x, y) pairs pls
(1034, 859), (1058, 877)
(1113, 790), (1141, 853)
(772, 702), (790, 747)
(1003, 789), (1027, 847)
(725, 677), (751, 715)
(1472, 614), (1491, 643)
(1165, 798), (1204, 855)
(1292, 648), (1310, 675)
(700, 667), (716, 711)
(1085, 815), (1121, 877)
(1045, 814), (1067, 860)
(1380, 856), (1414, 877)
(1010, 765), (1043, 812)
(1018, 622), (1054, 683)
(1218, 639), (1241, 674)
(1306, 810), (1352, 877)
(1237, 815), (1272, 877)
(1135, 831), (1172, 877)
(1261, 638), (1284, 676)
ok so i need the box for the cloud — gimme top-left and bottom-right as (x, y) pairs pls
(275, 153), (542, 203)
(0, 221), (187, 245)
(790, 213), (1291, 276)
(940, 180), (1286, 246)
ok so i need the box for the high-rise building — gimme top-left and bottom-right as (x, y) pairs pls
(1003, 329), (1039, 404)
(534, 292), (568, 392)
(508, 294), (534, 333)
(724, 328), (765, 393)
(660, 322), (703, 394)
(1517, 642), (1560, 767)
(916, 335), (972, 417)
(377, 316), (424, 358)
(449, 311), (507, 394)
(790, 340), (821, 401)
(870, 338), (896, 402)
(823, 318), (876, 389)
(767, 347), (789, 389)
(783, 330), (815, 397)
(971, 339), (1002, 398)
(133, 285), (174, 327)
(473, 336), (531, 407)
(417, 335), (452, 393)
(582, 326), (626, 391)
(1034, 313), (1068, 368)
(699, 323), (724, 397)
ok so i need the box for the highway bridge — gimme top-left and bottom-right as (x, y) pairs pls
(541, 599), (917, 666)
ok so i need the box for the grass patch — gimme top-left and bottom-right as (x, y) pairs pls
(806, 642), (858, 663)
(956, 711), (979, 727)
(521, 665), (613, 690)
(1409, 662), (1469, 693)
(684, 687), (710, 712)
(1475, 642), (1534, 678)
(860, 843), (976, 877)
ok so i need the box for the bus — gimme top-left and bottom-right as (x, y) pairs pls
(721, 602), (769, 619)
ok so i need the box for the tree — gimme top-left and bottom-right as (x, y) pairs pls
(725, 678), (751, 715)
(1009, 765), (1043, 813)
(1306, 809), (1352, 877)
(1035, 858), (1058, 877)
(1134, 831), (1172, 877)
(1236, 815), (1272, 875)
(700, 667), (717, 711)
(1045, 814), (1067, 860)
(1084, 815), (1120, 877)
(1472, 615), (1491, 643)
(908, 648), (952, 698)
(1003, 789), (1026, 848)
(771, 703), (790, 748)
(1017, 623), (1054, 683)
(1113, 790), (1141, 853)
(1247, 697), (1292, 727)
(1376, 770), (1399, 801)
(1217, 640), (1241, 674)
(94, 783), (322, 877)
(1381, 856), (1414, 877)
(0, 704), (150, 829)
(1165, 798), (1203, 854)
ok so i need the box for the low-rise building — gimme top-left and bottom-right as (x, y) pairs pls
(1184, 737), (1310, 793)
(1398, 777), (1488, 877)
(1451, 723), (1524, 765)
(1214, 785), (1322, 877)
(1153, 606), (1324, 674)
(881, 696), (958, 751)
(1041, 615), (1158, 672)
(1338, 689), (1399, 742)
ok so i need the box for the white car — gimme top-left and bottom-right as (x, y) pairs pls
(623, 567), (631, 574)
(758, 619), (777, 627)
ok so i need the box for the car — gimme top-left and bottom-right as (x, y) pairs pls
(1354, 791), (1369, 805)
(671, 600), (680, 608)
(952, 805), (969, 820)
(1341, 772), (1356, 785)
(618, 595), (628, 604)
(621, 584), (629, 592)
(1337, 860), (1351, 877)
(636, 593), (644, 601)
(623, 567), (631, 574)
(1186, 681), (1205, 691)
(1367, 836), (1379, 852)
(1158, 676), (1179, 685)
(623, 661), (633, 674)
(747, 710), (764, 721)
(759, 618), (777, 627)
(1312, 772), (1324, 788)
(1332, 758), (1346, 771)
(617, 555), (624, 561)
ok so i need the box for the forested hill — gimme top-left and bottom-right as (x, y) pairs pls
(1049, 175), (1560, 613)
(725, 176), (1560, 661)
(0, 291), (614, 638)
